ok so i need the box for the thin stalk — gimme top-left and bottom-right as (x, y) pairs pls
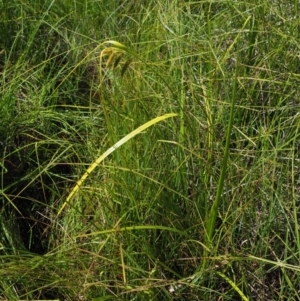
(205, 61), (238, 246)
(204, 15), (251, 247)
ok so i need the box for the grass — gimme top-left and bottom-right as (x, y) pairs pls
(1, 0), (300, 300)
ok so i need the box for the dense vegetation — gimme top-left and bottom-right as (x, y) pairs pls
(1, 1), (300, 300)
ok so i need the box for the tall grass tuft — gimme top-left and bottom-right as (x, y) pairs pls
(1, 0), (300, 300)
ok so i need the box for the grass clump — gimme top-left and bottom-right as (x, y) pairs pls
(1, 0), (300, 300)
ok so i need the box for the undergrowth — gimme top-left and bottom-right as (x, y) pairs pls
(1, 0), (300, 300)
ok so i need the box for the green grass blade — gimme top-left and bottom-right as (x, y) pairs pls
(205, 57), (238, 245)
(216, 271), (249, 301)
(57, 113), (177, 216)
(205, 16), (251, 246)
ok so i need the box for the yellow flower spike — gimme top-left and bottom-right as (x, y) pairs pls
(105, 51), (115, 68)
